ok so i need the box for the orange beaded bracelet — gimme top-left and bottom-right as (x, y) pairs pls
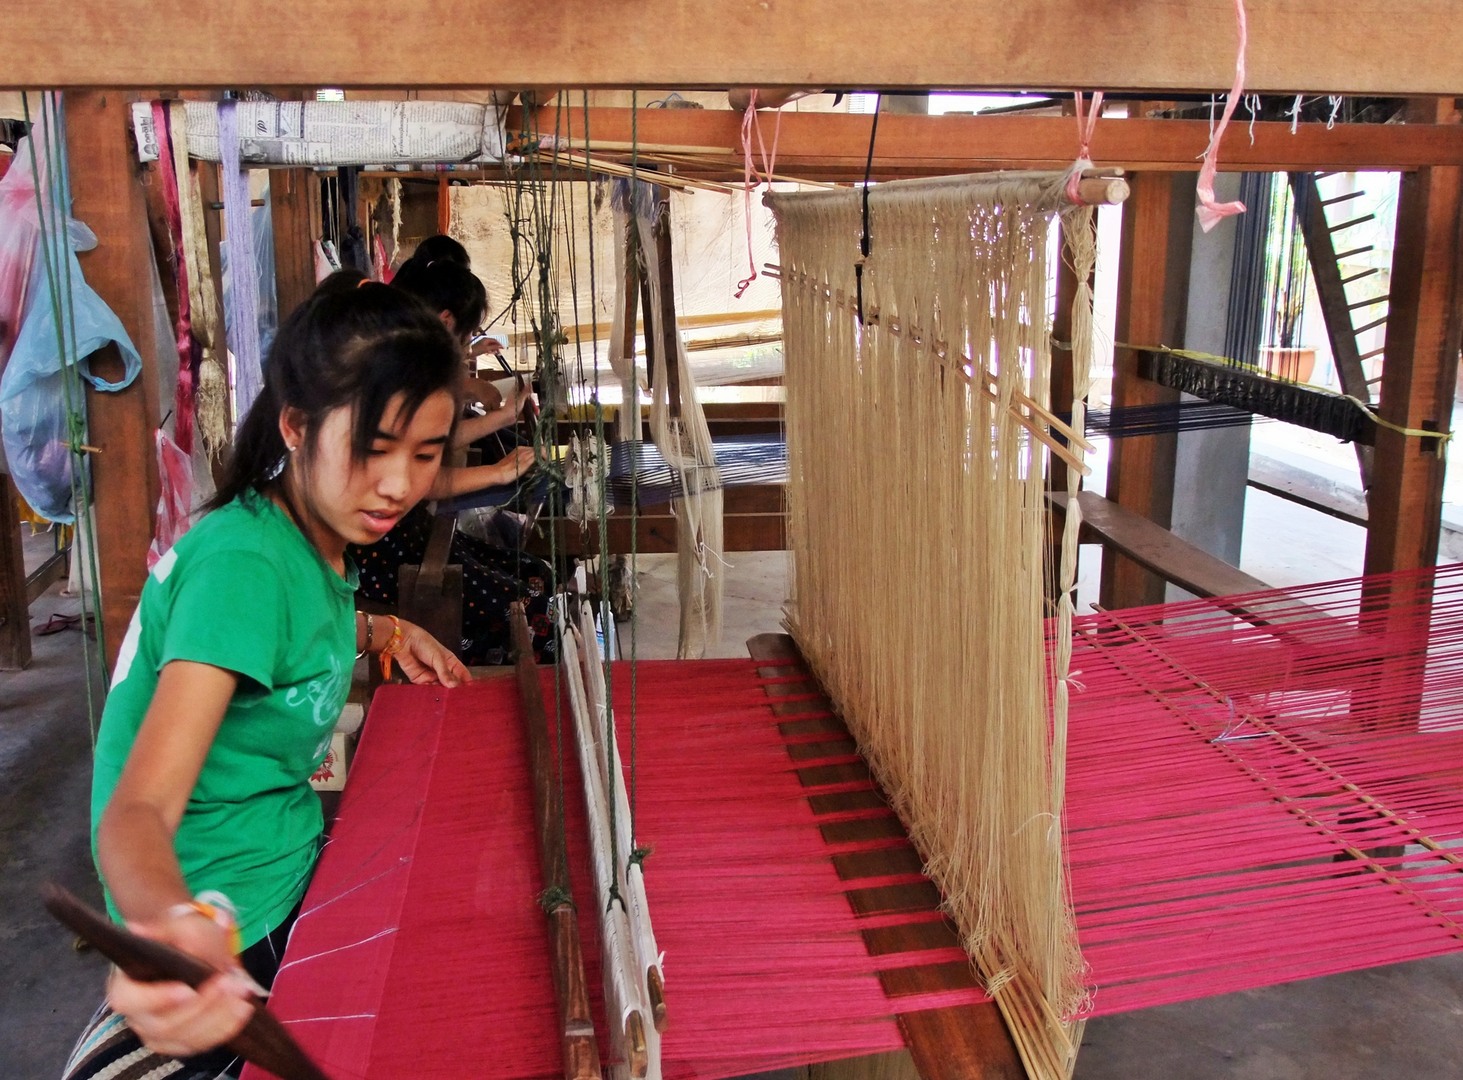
(379, 614), (404, 680)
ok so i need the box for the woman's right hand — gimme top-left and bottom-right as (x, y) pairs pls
(106, 910), (257, 1058)
(495, 445), (537, 485)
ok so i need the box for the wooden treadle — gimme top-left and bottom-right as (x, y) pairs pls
(746, 633), (1026, 1080)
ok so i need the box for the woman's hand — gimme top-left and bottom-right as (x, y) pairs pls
(392, 618), (473, 686)
(493, 445), (537, 486)
(106, 909), (257, 1058)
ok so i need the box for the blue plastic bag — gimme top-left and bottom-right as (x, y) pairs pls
(0, 133), (142, 523)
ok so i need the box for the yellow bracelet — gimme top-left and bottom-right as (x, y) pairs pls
(379, 615), (404, 680)
(165, 893), (243, 956)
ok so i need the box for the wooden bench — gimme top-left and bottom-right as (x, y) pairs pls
(536, 482), (787, 557)
(1049, 489), (1271, 599)
(1049, 489), (1370, 654)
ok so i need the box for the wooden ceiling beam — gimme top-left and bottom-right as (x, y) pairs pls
(379, 109), (1463, 183)
(10, 2), (1463, 96)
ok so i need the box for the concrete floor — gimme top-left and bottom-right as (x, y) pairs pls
(5, 495), (1463, 1077)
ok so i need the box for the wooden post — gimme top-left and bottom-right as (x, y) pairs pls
(1, 475), (32, 670)
(269, 168), (320, 318)
(1353, 103), (1463, 748)
(66, 91), (162, 672)
(1363, 152), (1463, 584)
(618, 210), (641, 442)
(651, 189), (682, 419)
(1099, 170), (1194, 610)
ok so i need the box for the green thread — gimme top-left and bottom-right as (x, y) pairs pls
(23, 92), (108, 747)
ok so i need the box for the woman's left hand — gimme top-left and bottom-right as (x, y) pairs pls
(393, 620), (472, 686)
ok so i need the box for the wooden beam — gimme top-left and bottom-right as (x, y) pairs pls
(1100, 171), (1193, 610)
(1248, 454), (1369, 528)
(11, 3), (1463, 95)
(541, 489), (786, 556)
(1, 475), (32, 670)
(66, 90), (163, 671)
(26, 549), (69, 605)
(1057, 490), (1271, 600)
(269, 168), (320, 318)
(545, 514), (786, 556)
(519, 109), (1463, 181)
(1290, 172), (1375, 491)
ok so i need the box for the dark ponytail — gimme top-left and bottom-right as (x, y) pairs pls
(207, 273), (461, 510)
(390, 259), (488, 344)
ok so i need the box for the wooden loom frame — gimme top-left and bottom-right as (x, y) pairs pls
(5, 8), (1461, 1078)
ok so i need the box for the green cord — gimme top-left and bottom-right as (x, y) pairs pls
(22, 92), (108, 747)
(627, 92), (641, 859)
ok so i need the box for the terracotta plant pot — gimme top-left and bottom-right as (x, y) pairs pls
(1259, 346), (1317, 384)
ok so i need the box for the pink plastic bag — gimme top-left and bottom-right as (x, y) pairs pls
(147, 428), (194, 567)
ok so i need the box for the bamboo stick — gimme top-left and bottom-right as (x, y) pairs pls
(534, 148), (740, 195)
(506, 308), (782, 349)
(639, 151), (844, 190)
(771, 265), (1091, 476)
(511, 603), (603, 1080)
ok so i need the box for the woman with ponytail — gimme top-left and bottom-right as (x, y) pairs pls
(64, 273), (470, 1080)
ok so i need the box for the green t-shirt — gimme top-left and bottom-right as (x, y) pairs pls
(92, 492), (357, 947)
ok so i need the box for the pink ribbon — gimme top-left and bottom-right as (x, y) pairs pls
(735, 91), (784, 298)
(1195, 0), (1249, 232)
(1065, 91), (1105, 204)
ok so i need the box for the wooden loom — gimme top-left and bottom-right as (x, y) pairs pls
(243, 561), (1463, 1080)
(245, 144), (1457, 1077)
(9, 8), (1463, 1079)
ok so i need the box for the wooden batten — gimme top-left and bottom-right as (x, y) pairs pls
(747, 633), (1027, 1080)
(1100, 171), (1194, 610)
(66, 90), (162, 672)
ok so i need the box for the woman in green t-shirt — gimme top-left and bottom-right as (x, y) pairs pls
(65, 275), (473, 1080)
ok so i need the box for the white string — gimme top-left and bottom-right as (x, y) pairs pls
(275, 927), (400, 975)
(282, 1013), (379, 1025)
